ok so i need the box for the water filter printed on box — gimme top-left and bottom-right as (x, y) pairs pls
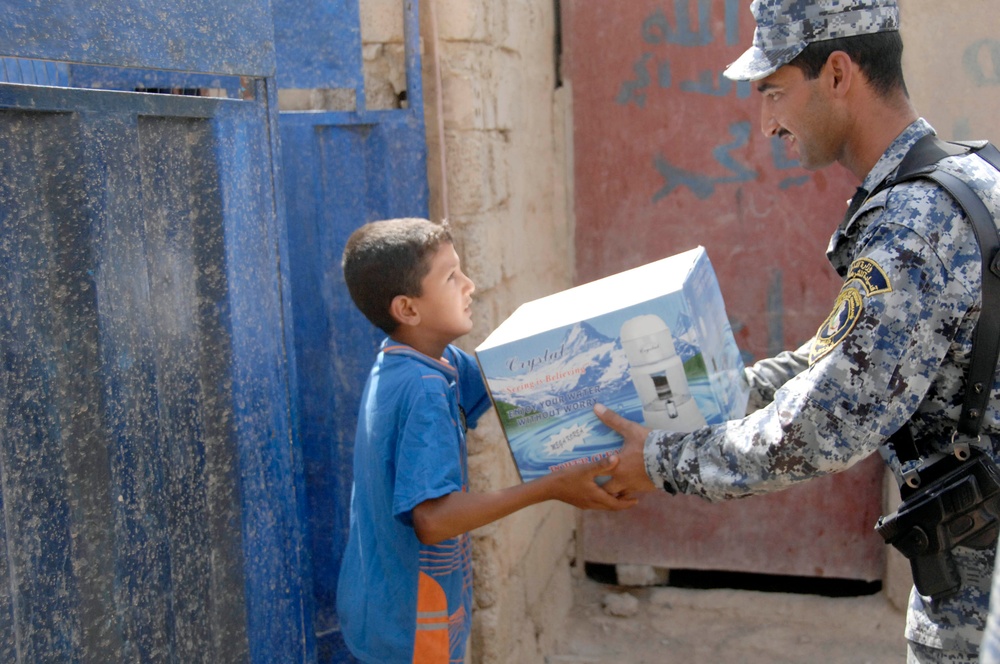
(475, 247), (749, 482)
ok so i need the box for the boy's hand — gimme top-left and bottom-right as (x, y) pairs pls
(592, 404), (657, 498)
(548, 455), (637, 510)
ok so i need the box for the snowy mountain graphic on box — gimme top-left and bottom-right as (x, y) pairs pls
(475, 247), (748, 482)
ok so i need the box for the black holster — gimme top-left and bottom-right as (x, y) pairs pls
(875, 449), (1000, 600)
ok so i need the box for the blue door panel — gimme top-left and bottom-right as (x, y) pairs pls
(1, 108), (113, 661)
(0, 80), (303, 662)
(272, 0), (363, 91)
(210, 90), (312, 662)
(272, 0), (430, 659)
(280, 120), (385, 655)
(0, 96), (251, 662)
(279, 110), (429, 660)
(2, 0), (431, 661)
(0, 57), (69, 85)
(1, 0), (275, 76)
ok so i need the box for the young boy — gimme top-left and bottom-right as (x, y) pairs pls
(336, 218), (633, 664)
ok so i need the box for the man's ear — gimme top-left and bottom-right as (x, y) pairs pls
(390, 294), (421, 328)
(826, 50), (855, 97)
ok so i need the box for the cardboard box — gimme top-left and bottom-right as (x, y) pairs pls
(475, 247), (748, 482)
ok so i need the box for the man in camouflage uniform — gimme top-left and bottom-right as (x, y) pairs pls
(595, 0), (1000, 661)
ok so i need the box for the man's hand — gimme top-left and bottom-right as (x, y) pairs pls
(593, 404), (657, 498)
(545, 454), (638, 510)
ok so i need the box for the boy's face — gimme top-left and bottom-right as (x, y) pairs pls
(410, 241), (475, 347)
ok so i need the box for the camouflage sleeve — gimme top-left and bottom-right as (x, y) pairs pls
(982, 556), (1000, 664)
(743, 339), (813, 413)
(643, 182), (978, 501)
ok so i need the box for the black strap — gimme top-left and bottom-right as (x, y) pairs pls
(926, 167), (1000, 436)
(891, 135), (971, 185)
(875, 137), (1000, 448)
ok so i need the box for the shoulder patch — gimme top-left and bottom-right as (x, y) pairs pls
(810, 257), (892, 364)
(844, 257), (892, 296)
(809, 287), (864, 364)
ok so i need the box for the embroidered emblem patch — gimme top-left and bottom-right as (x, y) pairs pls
(809, 257), (892, 364)
(810, 288), (864, 364)
(845, 257), (892, 296)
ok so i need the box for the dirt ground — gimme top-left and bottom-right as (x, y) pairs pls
(548, 571), (908, 664)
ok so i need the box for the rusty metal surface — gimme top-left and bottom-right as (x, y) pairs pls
(582, 455), (885, 581)
(564, 0), (883, 580)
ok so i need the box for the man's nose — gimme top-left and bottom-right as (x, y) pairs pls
(761, 108), (780, 137)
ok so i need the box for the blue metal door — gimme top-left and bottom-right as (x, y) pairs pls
(272, 0), (431, 659)
(0, 2), (309, 662)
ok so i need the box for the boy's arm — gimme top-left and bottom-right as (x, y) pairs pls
(411, 455), (636, 545)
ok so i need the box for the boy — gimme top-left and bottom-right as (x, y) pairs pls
(336, 218), (633, 664)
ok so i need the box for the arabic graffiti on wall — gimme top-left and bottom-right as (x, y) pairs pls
(614, 1), (814, 201)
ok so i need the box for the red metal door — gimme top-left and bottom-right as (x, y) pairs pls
(562, 0), (884, 581)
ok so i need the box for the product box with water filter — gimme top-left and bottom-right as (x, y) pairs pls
(475, 246), (749, 482)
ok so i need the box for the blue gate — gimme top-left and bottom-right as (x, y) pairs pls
(272, 0), (431, 659)
(0, 1), (310, 662)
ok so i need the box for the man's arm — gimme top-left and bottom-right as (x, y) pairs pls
(589, 343), (816, 499)
(743, 340), (812, 412)
(411, 455), (636, 545)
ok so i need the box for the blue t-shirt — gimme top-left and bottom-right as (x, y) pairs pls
(336, 340), (491, 664)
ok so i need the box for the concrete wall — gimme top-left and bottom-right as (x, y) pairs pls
(902, 0), (1000, 145)
(415, 3), (579, 662)
(364, 0), (1000, 658)
(360, 1), (578, 662)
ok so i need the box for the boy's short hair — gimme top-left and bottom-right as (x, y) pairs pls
(342, 218), (453, 334)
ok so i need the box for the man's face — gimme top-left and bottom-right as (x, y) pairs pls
(756, 62), (843, 171)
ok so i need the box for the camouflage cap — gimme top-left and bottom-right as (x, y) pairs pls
(724, 0), (900, 81)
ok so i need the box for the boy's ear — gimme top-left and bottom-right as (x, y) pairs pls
(390, 294), (421, 328)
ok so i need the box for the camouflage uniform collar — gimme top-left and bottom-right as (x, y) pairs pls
(826, 118), (936, 275)
(859, 118), (937, 197)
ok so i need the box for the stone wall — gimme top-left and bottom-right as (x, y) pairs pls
(416, 3), (578, 662)
(360, 1), (579, 662)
